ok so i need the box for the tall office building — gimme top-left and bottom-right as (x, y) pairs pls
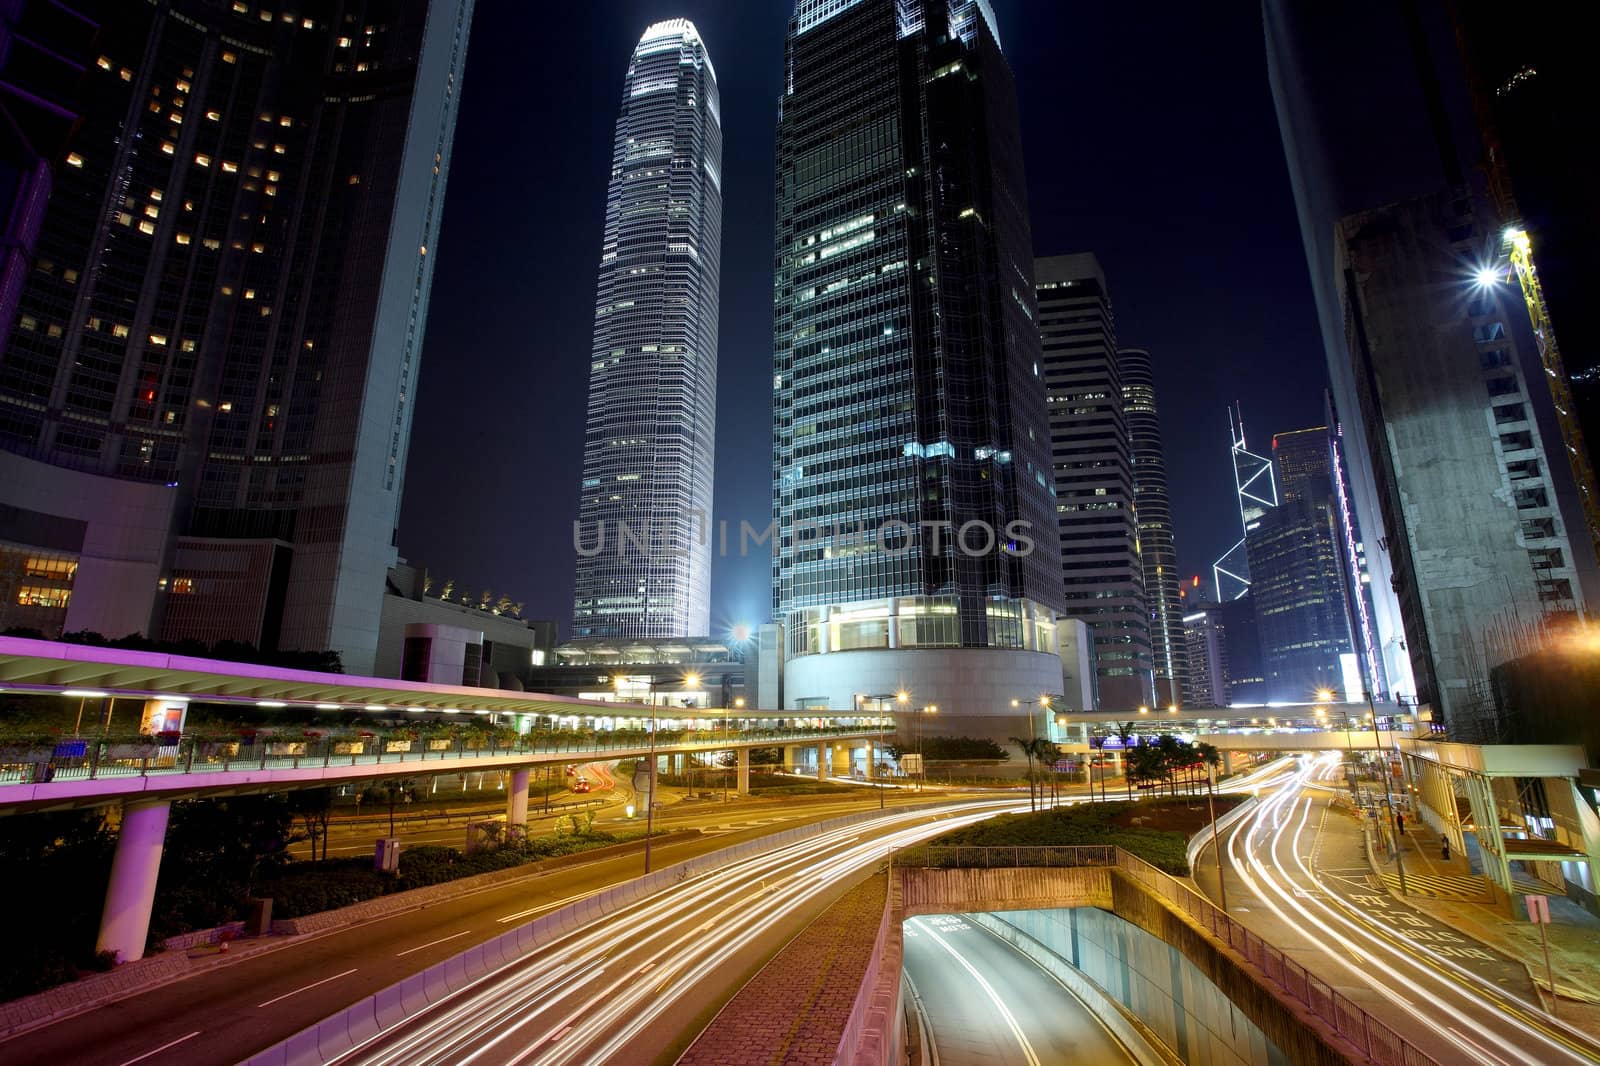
(0, 1), (473, 673)
(1245, 427), (1356, 701)
(1037, 254), (1152, 709)
(1120, 346), (1188, 706)
(571, 19), (721, 640)
(1181, 605), (1228, 708)
(768, 0), (1067, 736)
(1265, 0), (1590, 732)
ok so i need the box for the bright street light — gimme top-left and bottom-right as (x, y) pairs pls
(1473, 264), (1502, 287)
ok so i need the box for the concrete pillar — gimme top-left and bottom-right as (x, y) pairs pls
(867, 741), (877, 782)
(1222, 751), (1234, 776)
(737, 747), (750, 795)
(783, 745), (798, 773)
(816, 742), (828, 780)
(97, 800), (172, 963)
(887, 603), (899, 649)
(507, 768), (530, 830)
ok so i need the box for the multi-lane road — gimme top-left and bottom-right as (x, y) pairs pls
(320, 798), (1028, 1065)
(1200, 753), (1600, 1066)
(1, 789), (1004, 1066)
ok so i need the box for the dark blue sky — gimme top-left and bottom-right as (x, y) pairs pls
(398, 1), (1328, 637)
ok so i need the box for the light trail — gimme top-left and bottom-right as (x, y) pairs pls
(1223, 756), (1599, 1066)
(334, 798), (1028, 1066)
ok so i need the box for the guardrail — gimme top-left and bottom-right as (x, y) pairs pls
(894, 845), (1441, 1066)
(0, 725), (873, 787)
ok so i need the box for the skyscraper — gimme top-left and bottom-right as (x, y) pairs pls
(768, 0), (1066, 735)
(1246, 427), (1357, 701)
(571, 19), (721, 640)
(0, 1), (473, 673)
(1037, 254), (1152, 710)
(1120, 346), (1188, 706)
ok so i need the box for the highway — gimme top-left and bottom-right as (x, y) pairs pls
(0, 790), (996, 1066)
(326, 798), (1029, 1066)
(1204, 753), (1600, 1066)
(902, 914), (1137, 1066)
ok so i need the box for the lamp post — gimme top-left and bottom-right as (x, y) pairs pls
(619, 672), (662, 875)
(726, 696), (744, 803)
(1368, 701), (1408, 895)
(857, 693), (900, 809)
(1011, 695), (1052, 809)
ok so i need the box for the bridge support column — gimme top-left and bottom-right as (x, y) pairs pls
(1222, 751), (1234, 776)
(507, 768), (530, 831)
(737, 747), (750, 795)
(783, 745), (798, 773)
(816, 742), (828, 780)
(97, 799), (171, 963)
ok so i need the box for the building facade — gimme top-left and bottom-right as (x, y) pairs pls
(1120, 345), (1187, 706)
(1335, 191), (1584, 732)
(1245, 426), (1357, 702)
(769, 0), (1066, 740)
(1037, 254), (1151, 709)
(0, 1), (474, 673)
(572, 19), (721, 641)
(1181, 606), (1228, 708)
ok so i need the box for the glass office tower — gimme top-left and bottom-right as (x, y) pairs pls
(770, 0), (1066, 734)
(572, 19), (721, 640)
(0, 1), (473, 672)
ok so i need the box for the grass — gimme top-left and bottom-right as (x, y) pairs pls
(921, 795), (1244, 875)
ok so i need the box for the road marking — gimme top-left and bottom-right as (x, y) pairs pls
(255, 967), (358, 1007)
(541, 1025), (573, 1045)
(913, 918), (1041, 1066)
(396, 929), (473, 956)
(1447, 1026), (1515, 1066)
(114, 1030), (201, 1066)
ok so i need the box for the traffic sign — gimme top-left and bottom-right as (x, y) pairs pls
(1526, 894), (1551, 924)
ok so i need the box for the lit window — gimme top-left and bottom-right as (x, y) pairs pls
(120, 68), (133, 81)
(221, 161), (238, 173)
(17, 315), (36, 331)
(195, 153), (211, 167)
(222, 51), (237, 64)
(174, 80), (190, 93)
(206, 110), (220, 121)
(112, 324), (130, 338)
(138, 220), (156, 235)
(279, 116), (292, 127)
(149, 190), (163, 202)
(180, 339), (196, 352)
(161, 142), (175, 155)
(144, 205), (159, 218)
(149, 334), (168, 346)
(244, 288), (255, 299)
(251, 243), (265, 253)
(66, 152), (84, 168)
(232, 2), (247, 12)
(273, 143), (286, 155)
(202, 238), (221, 251)
(175, 233), (191, 245)
(46, 324), (62, 338)
(97, 56), (112, 71)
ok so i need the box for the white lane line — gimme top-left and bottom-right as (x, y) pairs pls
(397, 929), (474, 957)
(1447, 1026), (1515, 1066)
(256, 967), (358, 1008)
(913, 917), (1041, 1066)
(114, 1030), (201, 1066)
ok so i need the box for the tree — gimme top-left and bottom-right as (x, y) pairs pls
(1115, 722), (1138, 800)
(1036, 740), (1063, 809)
(288, 787), (334, 861)
(1010, 736), (1038, 811)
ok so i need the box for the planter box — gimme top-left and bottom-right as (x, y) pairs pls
(427, 739), (452, 751)
(266, 742), (308, 756)
(334, 742), (365, 755)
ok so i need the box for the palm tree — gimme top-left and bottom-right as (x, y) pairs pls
(1010, 736), (1037, 812)
(1037, 740), (1063, 809)
(1115, 722), (1137, 800)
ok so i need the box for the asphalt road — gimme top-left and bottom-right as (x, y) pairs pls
(332, 798), (1028, 1066)
(902, 914), (1137, 1066)
(0, 789), (991, 1066)
(1193, 753), (1600, 1066)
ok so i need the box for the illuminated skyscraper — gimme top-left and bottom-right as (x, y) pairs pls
(572, 19), (721, 640)
(1120, 346), (1188, 706)
(1037, 254), (1152, 710)
(0, 1), (473, 671)
(768, 0), (1066, 735)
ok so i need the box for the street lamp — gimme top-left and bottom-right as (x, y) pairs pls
(917, 704), (937, 791)
(1367, 703), (1408, 894)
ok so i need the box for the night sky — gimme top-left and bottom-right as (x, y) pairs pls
(398, 1), (1328, 637)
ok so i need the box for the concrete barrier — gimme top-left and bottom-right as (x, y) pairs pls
(1185, 795), (1258, 873)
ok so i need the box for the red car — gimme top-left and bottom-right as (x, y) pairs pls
(572, 778), (592, 794)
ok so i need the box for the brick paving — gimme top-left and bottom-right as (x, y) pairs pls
(679, 872), (887, 1066)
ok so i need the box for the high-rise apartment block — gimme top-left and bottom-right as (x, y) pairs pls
(0, 1), (474, 673)
(1037, 254), (1152, 709)
(1121, 346), (1188, 706)
(767, 0), (1067, 736)
(572, 19), (721, 640)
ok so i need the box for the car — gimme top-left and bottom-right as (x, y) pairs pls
(572, 778), (592, 793)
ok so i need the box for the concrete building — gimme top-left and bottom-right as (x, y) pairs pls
(767, 0), (1067, 742)
(1037, 254), (1152, 709)
(571, 20), (721, 641)
(1335, 191), (1584, 733)
(1121, 346), (1188, 706)
(1265, 0), (1596, 734)
(1245, 427), (1357, 702)
(529, 636), (745, 709)
(0, 1), (473, 672)
(376, 563), (556, 689)
(1182, 607), (1228, 709)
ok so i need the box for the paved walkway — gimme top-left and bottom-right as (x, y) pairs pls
(678, 872), (887, 1066)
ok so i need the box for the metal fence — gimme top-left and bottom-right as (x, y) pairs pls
(0, 725), (871, 786)
(895, 844), (1442, 1066)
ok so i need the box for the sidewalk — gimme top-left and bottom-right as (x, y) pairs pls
(1375, 819), (1600, 1036)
